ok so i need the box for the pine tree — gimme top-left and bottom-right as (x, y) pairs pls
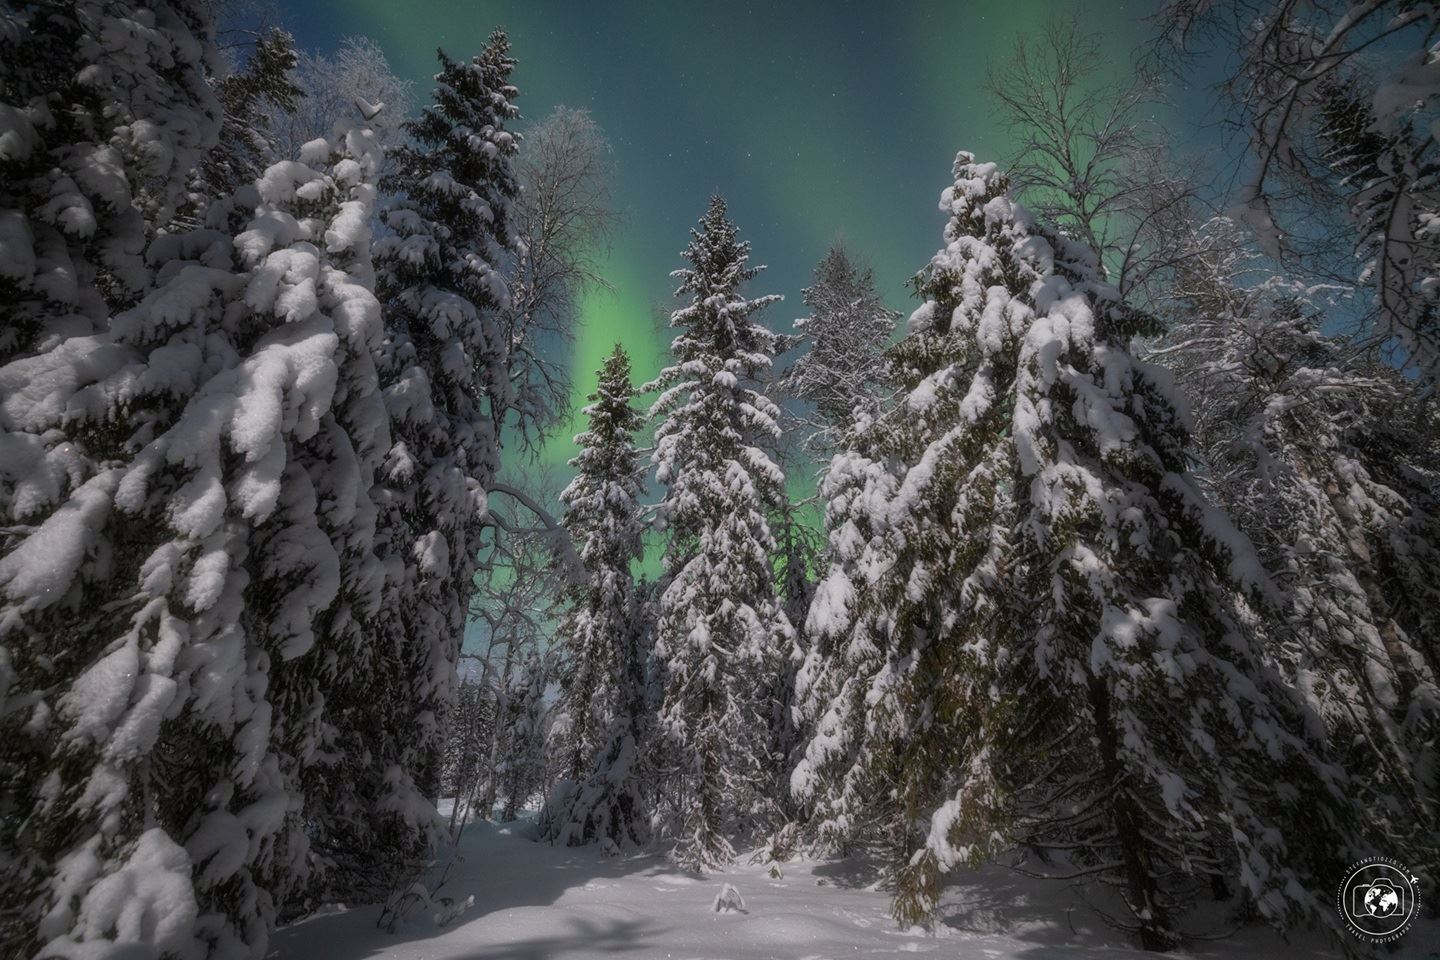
(798, 153), (1360, 948)
(368, 29), (520, 864)
(546, 344), (650, 850)
(778, 245), (897, 451)
(647, 196), (794, 871)
(1155, 217), (1440, 868)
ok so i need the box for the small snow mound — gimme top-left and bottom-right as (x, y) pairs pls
(712, 883), (746, 914)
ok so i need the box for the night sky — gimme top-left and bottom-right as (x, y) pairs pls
(282, 0), (1165, 480)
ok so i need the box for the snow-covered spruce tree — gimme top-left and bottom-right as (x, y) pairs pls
(647, 196), (794, 871)
(799, 153), (1360, 948)
(790, 257), (976, 874)
(778, 244), (897, 452)
(0, 93), (389, 959)
(191, 27), (304, 214)
(495, 648), (553, 821)
(1154, 218), (1440, 867)
(760, 499), (819, 825)
(367, 29), (520, 864)
(0, 0), (220, 363)
(1317, 74), (1440, 386)
(441, 672), (495, 812)
(0, 3), (215, 954)
(773, 247), (892, 826)
(268, 118), (399, 914)
(545, 344), (650, 850)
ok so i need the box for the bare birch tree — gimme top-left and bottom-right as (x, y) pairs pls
(987, 16), (1197, 304)
(501, 107), (619, 449)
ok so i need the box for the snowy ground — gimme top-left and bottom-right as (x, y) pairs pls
(271, 812), (1435, 960)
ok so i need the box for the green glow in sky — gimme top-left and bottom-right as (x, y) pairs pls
(285, 0), (1156, 575)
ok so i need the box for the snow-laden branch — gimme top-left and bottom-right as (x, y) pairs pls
(486, 481), (586, 584)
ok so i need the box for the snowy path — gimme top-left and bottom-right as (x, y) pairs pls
(270, 817), (1418, 960)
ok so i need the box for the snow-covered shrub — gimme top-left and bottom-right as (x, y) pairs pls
(711, 883), (746, 914)
(376, 857), (473, 933)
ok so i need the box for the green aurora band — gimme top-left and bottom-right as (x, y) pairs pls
(285, 0), (1159, 555)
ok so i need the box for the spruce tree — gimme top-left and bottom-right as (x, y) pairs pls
(369, 29), (520, 861)
(790, 261), (965, 872)
(192, 27), (304, 212)
(1156, 219), (1440, 868)
(268, 119), (397, 913)
(798, 154), (1359, 948)
(547, 344), (650, 850)
(779, 245), (897, 451)
(0, 0), (221, 365)
(0, 93), (388, 957)
(647, 197), (794, 871)
(762, 502), (818, 827)
(496, 648), (553, 821)
(0, 3), (219, 954)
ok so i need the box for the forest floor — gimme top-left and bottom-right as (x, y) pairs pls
(269, 809), (1434, 960)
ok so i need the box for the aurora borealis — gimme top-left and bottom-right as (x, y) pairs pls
(285, 0), (1153, 475)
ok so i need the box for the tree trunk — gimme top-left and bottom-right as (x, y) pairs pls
(1088, 677), (1176, 951)
(480, 645), (516, 820)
